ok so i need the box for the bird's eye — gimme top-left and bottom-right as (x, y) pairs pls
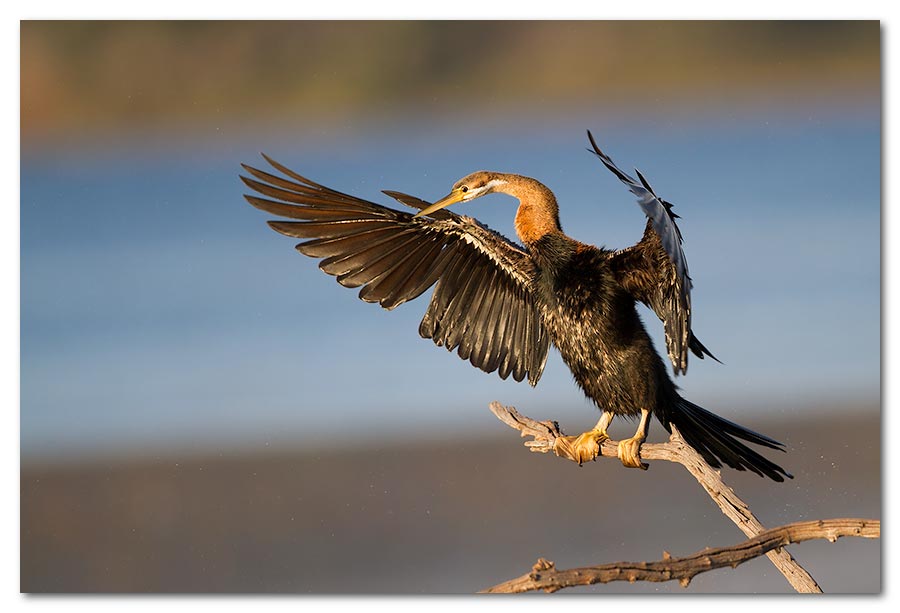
(461, 186), (468, 192)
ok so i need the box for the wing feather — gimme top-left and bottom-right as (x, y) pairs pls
(267, 220), (391, 240)
(497, 289), (516, 379)
(357, 235), (437, 304)
(246, 195), (365, 221)
(291, 227), (399, 258)
(359, 234), (449, 306)
(244, 156), (550, 385)
(337, 237), (424, 290)
(418, 243), (467, 340)
(458, 278), (494, 362)
(587, 131), (714, 375)
(485, 285), (515, 375)
(319, 229), (421, 276)
(511, 295), (529, 383)
(401, 239), (461, 308)
(453, 266), (493, 360)
(378, 234), (448, 310)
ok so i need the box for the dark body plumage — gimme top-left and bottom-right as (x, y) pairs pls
(242, 132), (791, 482)
(531, 234), (678, 419)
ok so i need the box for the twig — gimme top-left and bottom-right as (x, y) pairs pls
(488, 401), (845, 593)
(481, 518), (880, 593)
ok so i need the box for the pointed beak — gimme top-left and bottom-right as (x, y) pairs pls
(413, 189), (465, 218)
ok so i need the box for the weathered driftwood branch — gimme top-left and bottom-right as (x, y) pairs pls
(481, 518), (880, 594)
(488, 401), (875, 593)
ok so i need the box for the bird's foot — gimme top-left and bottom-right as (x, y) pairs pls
(617, 436), (649, 470)
(553, 429), (609, 465)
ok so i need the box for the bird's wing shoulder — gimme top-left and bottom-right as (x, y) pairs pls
(242, 156), (550, 385)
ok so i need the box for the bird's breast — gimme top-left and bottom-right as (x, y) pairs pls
(530, 246), (668, 415)
(533, 250), (624, 359)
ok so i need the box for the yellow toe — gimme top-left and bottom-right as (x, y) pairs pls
(617, 437), (649, 470)
(554, 429), (609, 465)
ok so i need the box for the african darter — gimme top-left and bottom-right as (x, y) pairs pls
(241, 131), (791, 482)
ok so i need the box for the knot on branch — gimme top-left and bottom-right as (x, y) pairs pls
(531, 557), (555, 575)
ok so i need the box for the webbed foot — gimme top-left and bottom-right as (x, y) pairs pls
(617, 436), (649, 470)
(616, 407), (652, 470)
(553, 429), (609, 465)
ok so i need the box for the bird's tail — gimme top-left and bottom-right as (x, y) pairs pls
(663, 397), (793, 482)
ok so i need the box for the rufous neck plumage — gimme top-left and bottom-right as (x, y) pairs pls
(493, 174), (563, 246)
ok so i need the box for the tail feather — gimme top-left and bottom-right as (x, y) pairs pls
(665, 397), (793, 482)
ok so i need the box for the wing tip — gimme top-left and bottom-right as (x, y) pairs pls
(585, 129), (603, 156)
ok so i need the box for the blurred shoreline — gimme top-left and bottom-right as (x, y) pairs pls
(20, 400), (879, 468)
(22, 21), (880, 146)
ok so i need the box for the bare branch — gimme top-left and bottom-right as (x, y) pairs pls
(481, 518), (880, 593)
(487, 401), (854, 593)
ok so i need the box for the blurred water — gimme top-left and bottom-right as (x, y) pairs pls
(20, 108), (880, 461)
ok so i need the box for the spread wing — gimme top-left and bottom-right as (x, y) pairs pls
(587, 131), (717, 375)
(241, 155), (551, 386)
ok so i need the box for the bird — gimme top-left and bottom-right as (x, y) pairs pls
(241, 131), (792, 482)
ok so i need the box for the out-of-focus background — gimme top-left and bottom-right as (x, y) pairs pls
(20, 21), (880, 593)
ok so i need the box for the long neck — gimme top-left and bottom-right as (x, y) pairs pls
(496, 175), (563, 246)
